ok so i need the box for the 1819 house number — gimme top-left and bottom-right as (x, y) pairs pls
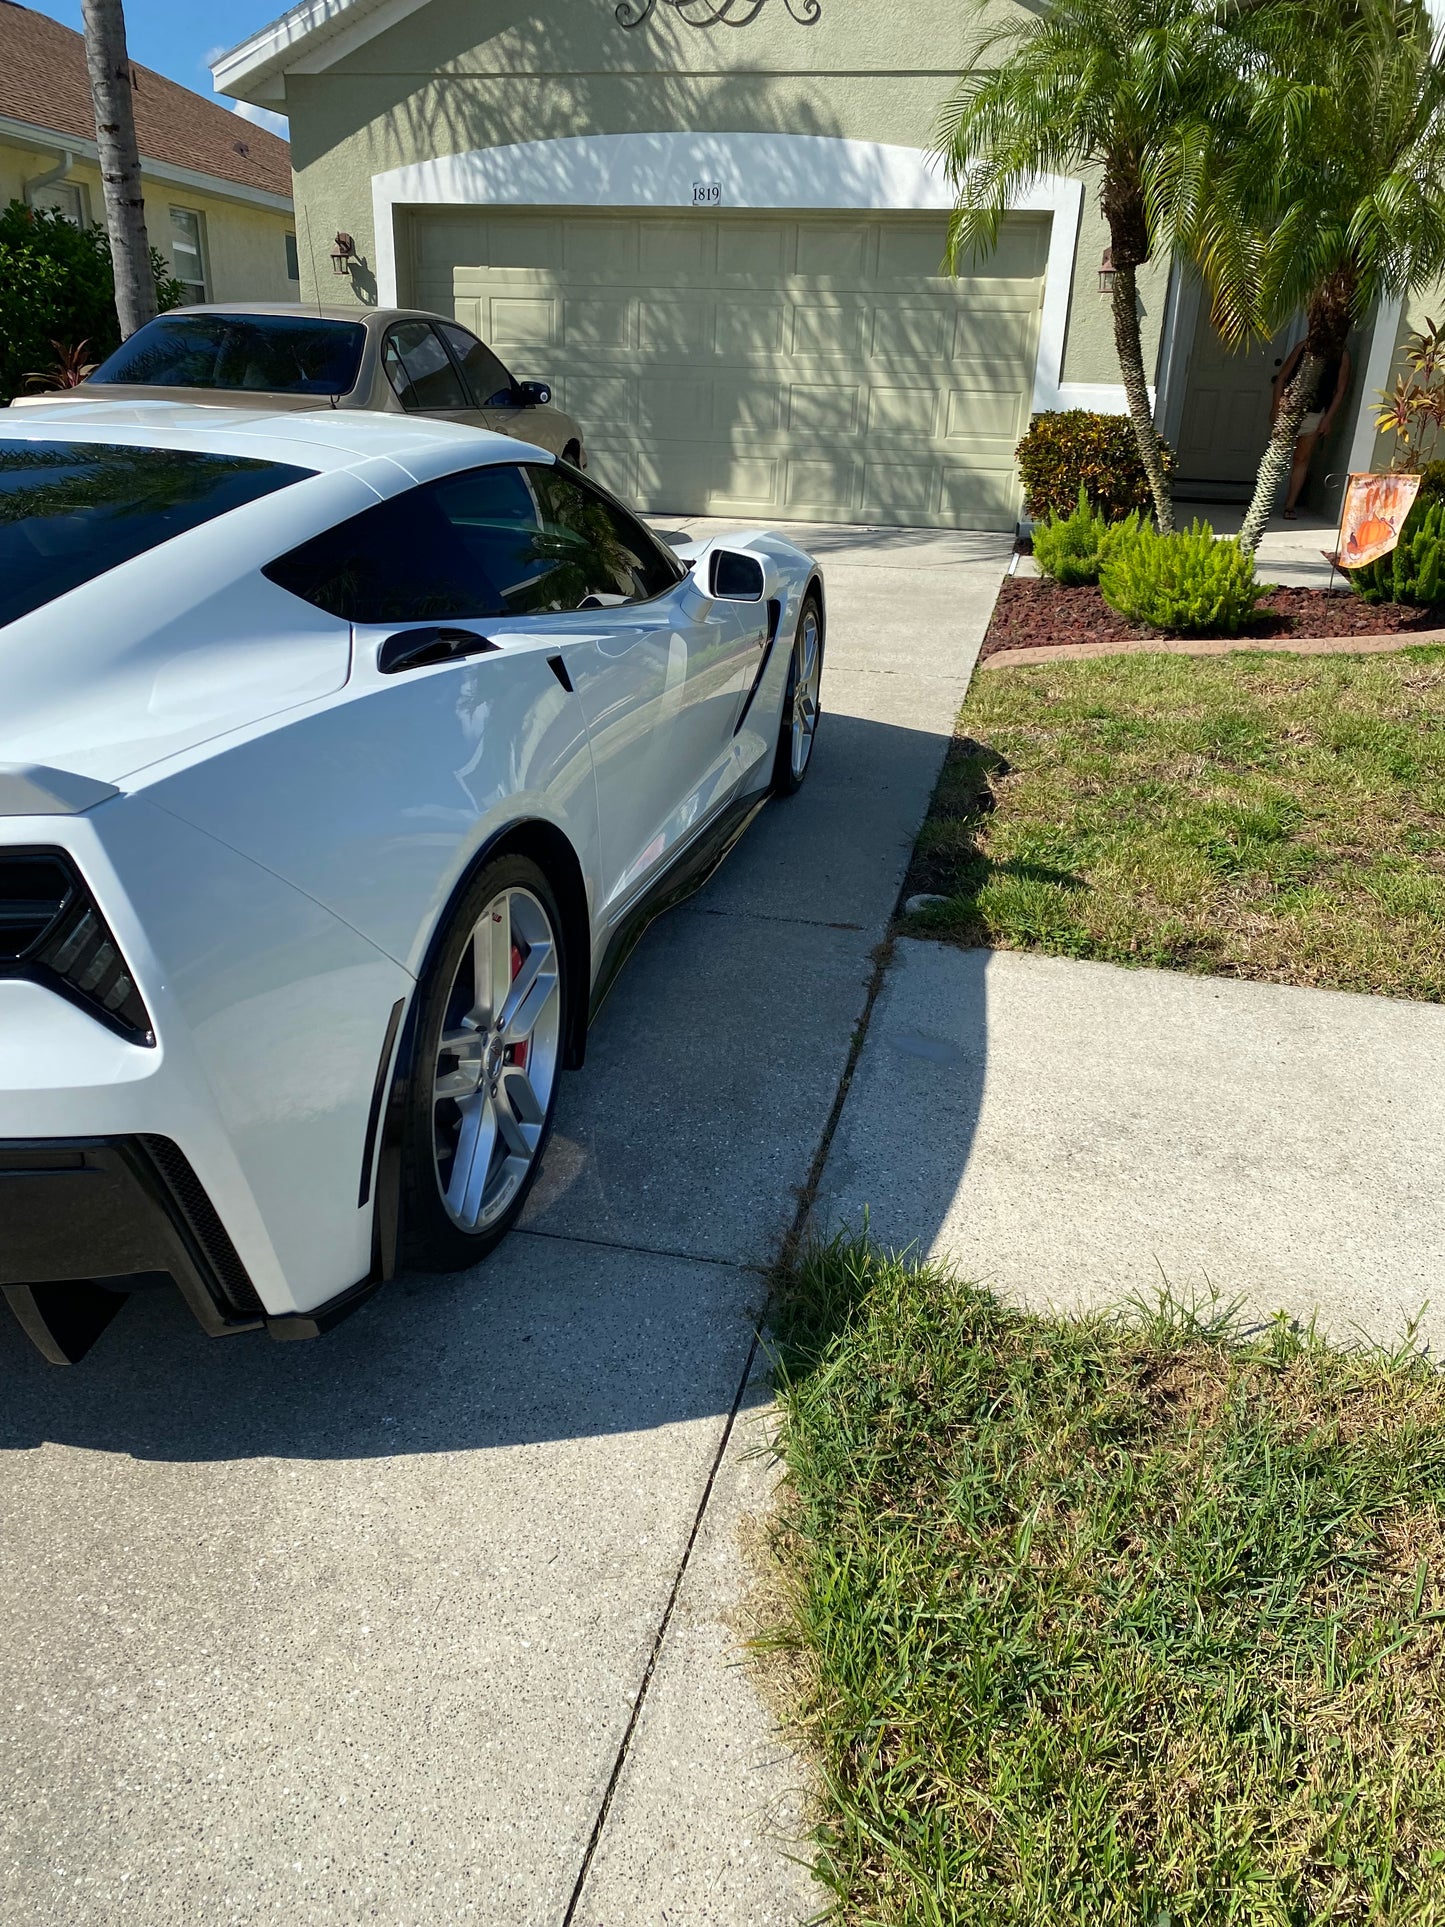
(692, 182), (722, 206)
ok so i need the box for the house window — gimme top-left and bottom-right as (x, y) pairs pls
(170, 207), (208, 304)
(30, 182), (87, 226)
(285, 232), (299, 281)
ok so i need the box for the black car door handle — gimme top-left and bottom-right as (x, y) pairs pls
(377, 626), (498, 674)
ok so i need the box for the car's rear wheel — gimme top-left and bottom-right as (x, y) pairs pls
(399, 854), (567, 1272)
(772, 592), (823, 795)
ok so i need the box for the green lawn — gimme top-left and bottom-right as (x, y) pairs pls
(904, 648), (1445, 1000)
(765, 1240), (1445, 1926)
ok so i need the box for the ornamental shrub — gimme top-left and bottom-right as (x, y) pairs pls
(1350, 490), (1445, 606)
(1016, 409), (1176, 523)
(1031, 485), (1143, 586)
(1099, 520), (1264, 635)
(0, 202), (183, 403)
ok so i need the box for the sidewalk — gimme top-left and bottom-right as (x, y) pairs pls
(815, 943), (1445, 1353)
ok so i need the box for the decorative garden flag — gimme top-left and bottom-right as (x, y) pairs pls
(1336, 472), (1422, 568)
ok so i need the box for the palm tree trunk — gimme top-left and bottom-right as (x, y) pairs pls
(1236, 350), (1325, 555)
(80, 0), (155, 340)
(1110, 263), (1174, 533)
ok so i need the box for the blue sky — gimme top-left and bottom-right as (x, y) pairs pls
(26, 1), (291, 137)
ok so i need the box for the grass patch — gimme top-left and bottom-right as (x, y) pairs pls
(905, 650), (1445, 998)
(765, 1239), (1445, 1925)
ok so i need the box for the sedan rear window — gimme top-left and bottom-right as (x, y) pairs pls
(88, 313), (367, 397)
(0, 441), (317, 628)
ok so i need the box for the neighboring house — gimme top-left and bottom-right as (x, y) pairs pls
(213, 0), (1394, 529)
(0, 0), (296, 311)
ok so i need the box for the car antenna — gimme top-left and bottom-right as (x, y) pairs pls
(300, 206), (341, 406)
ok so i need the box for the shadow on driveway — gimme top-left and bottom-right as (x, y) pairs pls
(0, 708), (991, 1463)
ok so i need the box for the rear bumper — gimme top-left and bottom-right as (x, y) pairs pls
(0, 1135), (379, 1361)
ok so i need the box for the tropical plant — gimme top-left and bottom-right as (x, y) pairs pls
(0, 202), (182, 403)
(1032, 484), (1144, 585)
(935, 0), (1233, 534)
(1099, 520), (1264, 632)
(1016, 410), (1176, 523)
(22, 340), (99, 391)
(1374, 319), (1445, 469)
(80, 0), (155, 338)
(1350, 494), (1445, 604)
(1190, 0), (1445, 552)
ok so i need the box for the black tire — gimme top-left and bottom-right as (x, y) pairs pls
(399, 852), (568, 1273)
(771, 590), (824, 796)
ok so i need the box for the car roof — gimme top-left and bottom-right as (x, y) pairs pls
(162, 302), (443, 329)
(0, 401), (547, 484)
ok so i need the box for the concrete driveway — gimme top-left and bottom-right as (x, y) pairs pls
(0, 522), (1011, 1926)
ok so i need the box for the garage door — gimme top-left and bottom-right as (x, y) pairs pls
(409, 209), (1047, 530)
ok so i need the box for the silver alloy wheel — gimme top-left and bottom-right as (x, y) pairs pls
(431, 885), (562, 1232)
(790, 606), (821, 780)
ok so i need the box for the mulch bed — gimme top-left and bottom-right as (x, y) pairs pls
(980, 577), (1445, 662)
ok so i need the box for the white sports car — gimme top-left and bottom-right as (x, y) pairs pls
(0, 405), (823, 1363)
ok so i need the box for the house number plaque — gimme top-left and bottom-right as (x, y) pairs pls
(617, 0), (821, 27)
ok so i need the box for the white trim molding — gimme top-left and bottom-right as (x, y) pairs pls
(212, 0), (429, 104)
(369, 132), (1086, 413)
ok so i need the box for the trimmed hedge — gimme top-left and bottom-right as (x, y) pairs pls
(1017, 409), (1176, 523)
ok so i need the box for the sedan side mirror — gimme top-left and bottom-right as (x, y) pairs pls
(513, 379), (552, 407)
(707, 549), (766, 602)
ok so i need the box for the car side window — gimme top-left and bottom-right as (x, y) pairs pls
(525, 466), (684, 604)
(437, 322), (515, 409)
(264, 463), (686, 624)
(382, 321), (468, 411)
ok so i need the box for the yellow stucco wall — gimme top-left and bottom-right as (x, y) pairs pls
(273, 0), (1167, 391)
(0, 135), (297, 304)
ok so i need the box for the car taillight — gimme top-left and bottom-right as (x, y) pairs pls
(0, 850), (154, 1045)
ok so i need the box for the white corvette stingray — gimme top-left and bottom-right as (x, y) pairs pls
(0, 406), (823, 1362)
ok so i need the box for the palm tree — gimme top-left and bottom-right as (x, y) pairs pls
(1196, 0), (1445, 551)
(80, 0), (156, 339)
(935, 0), (1233, 534)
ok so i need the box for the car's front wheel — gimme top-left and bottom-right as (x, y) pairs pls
(772, 592), (823, 795)
(399, 854), (567, 1272)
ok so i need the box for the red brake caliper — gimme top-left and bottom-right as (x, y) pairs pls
(508, 942), (529, 1071)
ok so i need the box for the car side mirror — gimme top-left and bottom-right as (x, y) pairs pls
(707, 549), (766, 602)
(513, 379), (552, 407)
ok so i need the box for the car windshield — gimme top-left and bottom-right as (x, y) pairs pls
(0, 440), (317, 628)
(88, 313), (367, 396)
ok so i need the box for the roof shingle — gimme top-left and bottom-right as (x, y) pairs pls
(0, 1), (292, 201)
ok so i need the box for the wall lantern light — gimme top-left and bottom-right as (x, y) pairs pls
(330, 231), (357, 275)
(1098, 248), (1117, 295)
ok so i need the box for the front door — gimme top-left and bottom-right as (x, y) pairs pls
(1174, 305), (1297, 489)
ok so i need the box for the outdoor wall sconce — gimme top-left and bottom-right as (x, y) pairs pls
(330, 231), (357, 275)
(616, 0), (820, 26)
(1097, 249), (1117, 295)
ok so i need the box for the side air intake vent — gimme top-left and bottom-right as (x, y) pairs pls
(0, 848), (154, 1045)
(0, 853), (72, 960)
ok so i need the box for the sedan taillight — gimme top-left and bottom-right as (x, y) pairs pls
(0, 850), (154, 1045)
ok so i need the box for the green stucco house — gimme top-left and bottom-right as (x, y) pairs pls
(214, 0), (1402, 530)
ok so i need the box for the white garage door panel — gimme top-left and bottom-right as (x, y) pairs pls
(418, 211), (1046, 529)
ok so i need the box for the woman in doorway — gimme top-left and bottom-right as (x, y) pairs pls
(1270, 339), (1353, 518)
